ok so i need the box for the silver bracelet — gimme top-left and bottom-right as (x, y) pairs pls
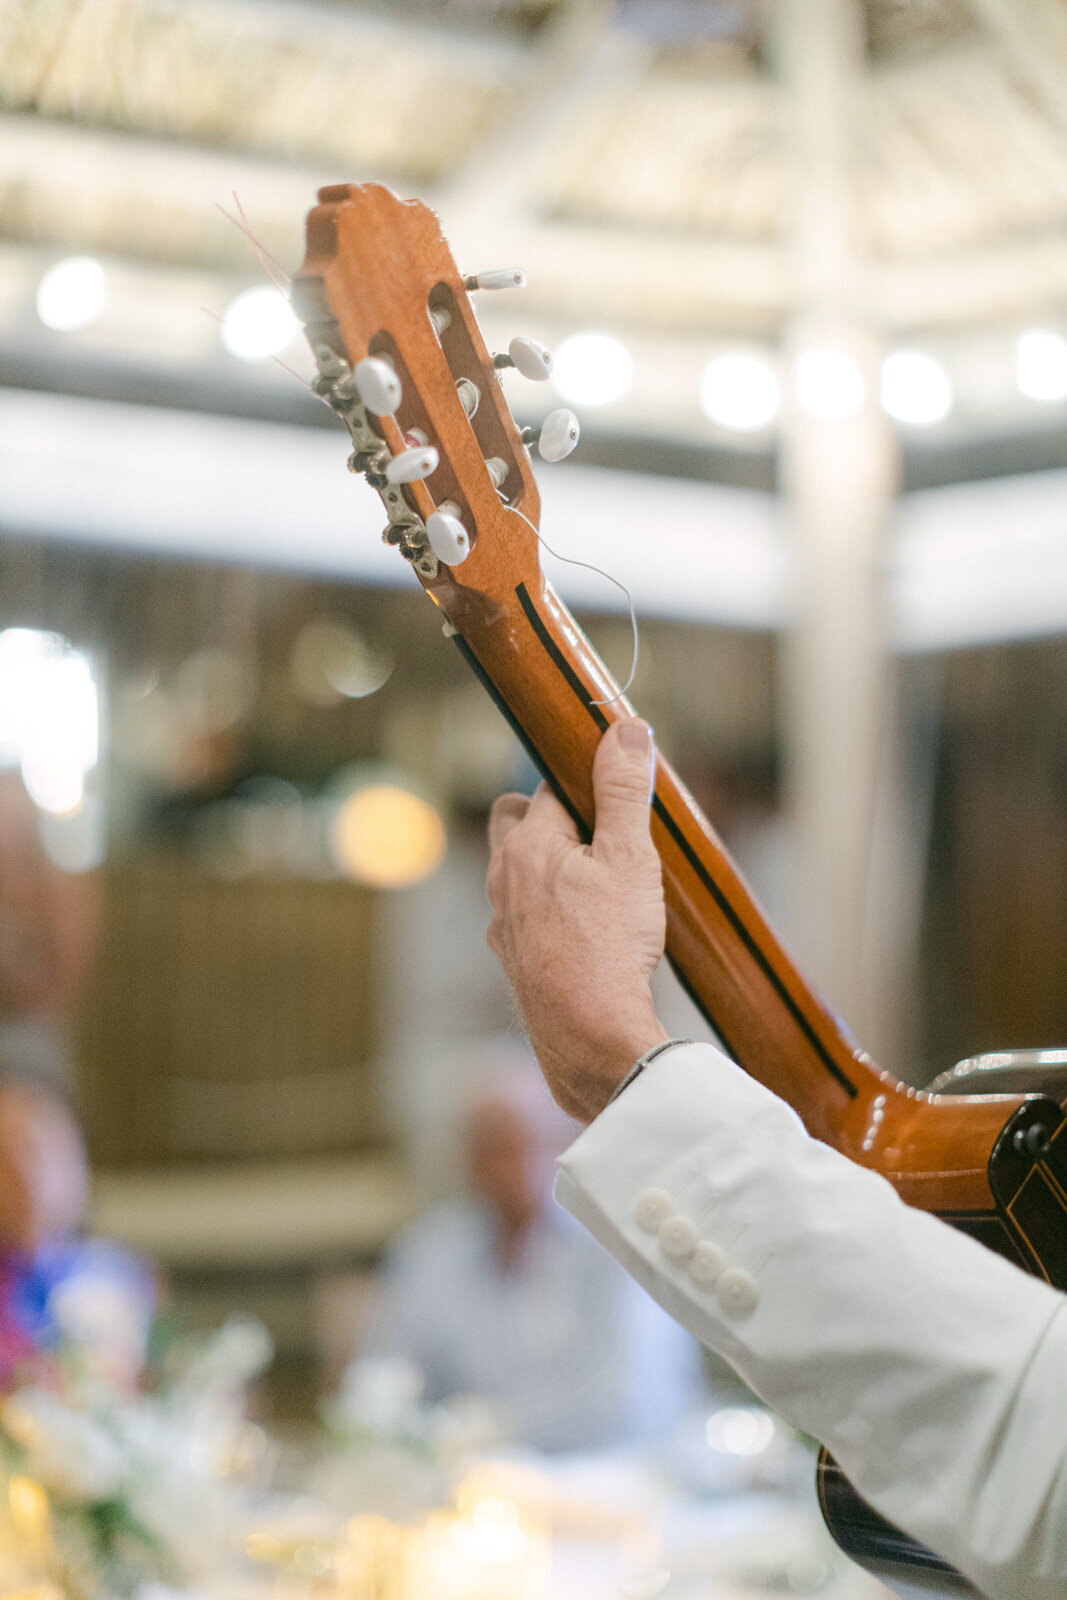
(605, 1039), (692, 1108)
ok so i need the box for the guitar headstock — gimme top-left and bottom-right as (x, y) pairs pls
(292, 184), (576, 614)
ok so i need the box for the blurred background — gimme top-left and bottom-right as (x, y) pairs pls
(0, 0), (1065, 1590)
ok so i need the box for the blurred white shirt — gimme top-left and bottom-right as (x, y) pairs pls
(361, 1197), (704, 1453)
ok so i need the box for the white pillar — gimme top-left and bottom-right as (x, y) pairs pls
(773, 0), (906, 1054)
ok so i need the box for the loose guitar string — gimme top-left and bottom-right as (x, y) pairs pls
(218, 195), (292, 292)
(217, 199), (640, 704)
(197, 303), (334, 410)
(501, 497), (639, 707)
(209, 197), (338, 408)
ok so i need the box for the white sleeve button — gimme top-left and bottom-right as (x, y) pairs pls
(633, 1188), (675, 1233)
(658, 1215), (697, 1260)
(716, 1267), (759, 1319)
(687, 1240), (726, 1287)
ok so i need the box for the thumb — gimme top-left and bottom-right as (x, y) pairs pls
(591, 719), (656, 861)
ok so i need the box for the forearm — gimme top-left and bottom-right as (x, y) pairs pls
(555, 1041), (1067, 1600)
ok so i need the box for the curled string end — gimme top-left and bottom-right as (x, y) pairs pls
(505, 500), (641, 709)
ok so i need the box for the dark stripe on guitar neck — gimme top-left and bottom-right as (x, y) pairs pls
(514, 581), (858, 1100)
(515, 582), (609, 732)
(651, 798), (857, 1098)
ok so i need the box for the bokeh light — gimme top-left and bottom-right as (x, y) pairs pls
(550, 333), (633, 408)
(36, 257), (107, 332)
(1016, 328), (1067, 403)
(705, 1407), (776, 1457)
(290, 621), (393, 706)
(880, 349), (953, 426)
(0, 629), (98, 816)
(699, 351), (780, 432)
(221, 286), (299, 361)
(330, 783), (445, 889)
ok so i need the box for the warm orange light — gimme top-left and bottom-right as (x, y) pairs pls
(330, 784), (445, 888)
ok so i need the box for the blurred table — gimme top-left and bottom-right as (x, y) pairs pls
(90, 1153), (414, 1268)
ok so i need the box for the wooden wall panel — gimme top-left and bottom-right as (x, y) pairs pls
(77, 861), (381, 1165)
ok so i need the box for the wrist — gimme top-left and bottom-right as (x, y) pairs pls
(569, 1001), (669, 1121)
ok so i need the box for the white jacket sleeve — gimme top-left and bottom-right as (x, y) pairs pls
(554, 1040), (1067, 1600)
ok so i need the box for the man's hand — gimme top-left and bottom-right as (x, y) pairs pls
(486, 719), (669, 1122)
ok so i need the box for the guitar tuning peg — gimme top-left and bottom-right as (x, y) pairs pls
(426, 501), (471, 566)
(463, 269), (526, 292)
(494, 337), (553, 382)
(385, 445), (439, 484)
(523, 408), (580, 462)
(354, 357), (402, 416)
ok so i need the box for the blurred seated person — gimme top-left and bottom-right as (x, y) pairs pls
(0, 1076), (154, 1389)
(353, 1053), (704, 1453)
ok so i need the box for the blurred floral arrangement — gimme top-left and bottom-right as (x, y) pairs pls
(0, 1316), (274, 1600)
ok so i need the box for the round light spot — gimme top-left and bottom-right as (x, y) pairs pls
(1016, 328), (1067, 403)
(550, 332), (633, 408)
(221, 286), (299, 361)
(880, 349), (953, 426)
(706, 1406), (775, 1456)
(330, 783), (445, 889)
(699, 352), (780, 432)
(36, 257), (106, 332)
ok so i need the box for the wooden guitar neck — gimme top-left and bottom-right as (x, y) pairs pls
(294, 181), (1066, 1285)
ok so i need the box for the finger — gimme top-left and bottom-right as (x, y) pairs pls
(488, 792), (531, 855)
(522, 781), (582, 844)
(591, 719), (656, 862)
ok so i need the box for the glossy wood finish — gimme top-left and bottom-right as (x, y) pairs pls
(295, 182), (1028, 1224)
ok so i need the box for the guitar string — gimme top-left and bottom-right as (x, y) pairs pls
(455, 376), (481, 418)
(217, 194), (293, 292)
(197, 304), (334, 410)
(501, 497), (639, 707)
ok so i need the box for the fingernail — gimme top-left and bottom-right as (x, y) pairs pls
(618, 720), (656, 803)
(618, 718), (651, 752)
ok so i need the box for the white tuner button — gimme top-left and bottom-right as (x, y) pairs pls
(427, 503), (470, 566)
(385, 446), (439, 484)
(538, 408), (580, 462)
(465, 269), (527, 291)
(508, 336), (553, 381)
(354, 357), (402, 416)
